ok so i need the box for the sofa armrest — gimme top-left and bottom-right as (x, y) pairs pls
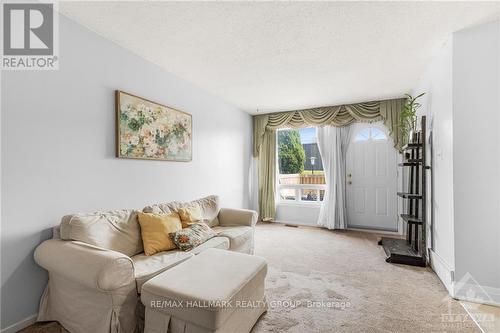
(218, 208), (258, 227)
(34, 239), (135, 292)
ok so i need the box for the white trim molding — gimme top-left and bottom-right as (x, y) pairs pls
(347, 227), (401, 236)
(0, 314), (37, 333)
(278, 183), (327, 205)
(429, 249), (455, 296)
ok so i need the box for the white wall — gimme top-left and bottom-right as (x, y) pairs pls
(276, 203), (319, 226)
(0, 14), (252, 330)
(413, 38), (455, 293)
(452, 20), (500, 303)
(414, 20), (500, 304)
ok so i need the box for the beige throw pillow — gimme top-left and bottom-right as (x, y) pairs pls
(177, 204), (203, 228)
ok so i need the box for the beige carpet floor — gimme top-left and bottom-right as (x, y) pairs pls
(20, 223), (478, 333)
(251, 223), (478, 333)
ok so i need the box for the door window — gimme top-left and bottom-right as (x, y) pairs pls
(354, 127), (388, 142)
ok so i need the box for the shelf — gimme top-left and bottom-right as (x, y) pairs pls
(398, 160), (423, 167)
(402, 143), (423, 150)
(397, 192), (422, 199)
(380, 116), (429, 268)
(401, 214), (423, 224)
(378, 237), (426, 267)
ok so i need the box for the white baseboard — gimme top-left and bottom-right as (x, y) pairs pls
(480, 286), (500, 306)
(346, 227), (401, 236)
(429, 251), (500, 307)
(429, 249), (455, 296)
(0, 314), (37, 333)
(273, 220), (402, 236)
(272, 220), (316, 227)
(454, 283), (500, 307)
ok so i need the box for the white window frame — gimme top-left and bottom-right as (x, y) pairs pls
(276, 128), (326, 206)
(278, 183), (326, 205)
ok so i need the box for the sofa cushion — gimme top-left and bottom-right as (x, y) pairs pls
(60, 209), (143, 257)
(143, 195), (220, 227)
(187, 195), (220, 227)
(132, 236), (229, 292)
(142, 203), (172, 215)
(212, 226), (253, 251)
(132, 251), (193, 292)
(189, 236), (229, 255)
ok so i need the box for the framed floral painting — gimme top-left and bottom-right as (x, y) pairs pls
(116, 91), (192, 161)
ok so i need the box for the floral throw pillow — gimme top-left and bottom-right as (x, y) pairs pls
(169, 222), (216, 251)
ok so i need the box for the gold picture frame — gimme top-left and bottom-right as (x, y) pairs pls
(116, 90), (192, 161)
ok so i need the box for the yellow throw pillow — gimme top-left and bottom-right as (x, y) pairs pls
(138, 212), (182, 256)
(177, 204), (203, 228)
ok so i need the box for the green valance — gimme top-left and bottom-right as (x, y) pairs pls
(253, 98), (406, 157)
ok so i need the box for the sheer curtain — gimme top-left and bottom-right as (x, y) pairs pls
(316, 125), (352, 229)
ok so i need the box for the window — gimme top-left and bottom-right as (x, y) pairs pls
(277, 127), (326, 204)
(354, 127), (387, 142)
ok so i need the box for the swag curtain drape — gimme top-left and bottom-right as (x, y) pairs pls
(253, 98), (405, 220)
(316, 125), (352, 229)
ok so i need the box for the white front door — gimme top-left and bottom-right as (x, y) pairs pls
(346, 122), (398, 231)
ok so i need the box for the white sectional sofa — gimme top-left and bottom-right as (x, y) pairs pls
(34, 195), (258, 333)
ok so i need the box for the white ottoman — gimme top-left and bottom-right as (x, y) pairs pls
(141, 248), (267, 333)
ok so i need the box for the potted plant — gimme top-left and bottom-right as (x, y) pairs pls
(399, 93), (425, 145)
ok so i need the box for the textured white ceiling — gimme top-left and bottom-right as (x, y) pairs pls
(59, 1), (500, 114)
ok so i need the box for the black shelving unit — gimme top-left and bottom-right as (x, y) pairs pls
(378, 116), (430, 267)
